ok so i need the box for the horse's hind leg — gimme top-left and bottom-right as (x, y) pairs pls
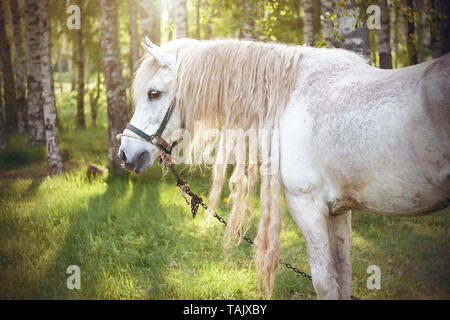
(329, 210), (352, 299)
(285, 192), (351, 299)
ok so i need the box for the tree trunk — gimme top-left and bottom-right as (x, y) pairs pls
(168, 0), (174, 40)
(429, 0), (441, 58)
(68, 42), (76, 92)
(204, 0), (212, 39)
(140, 0), (152, 43)
(336, 0), (371, 60)
(58, 49), (63, 94)
(406, 0), (418, 65)
(76, 0), (85, 128)
(24, 0), (45, 145)
(89, 68), (101, 128)
(239, 0), (255, 40)
(151, 0), (161, 44)
(0, 75), (8, 148)
(174, 0), (188, 38)
(196, 0), (200, 39)
(393, 4), (399, 68)
(39, 0), (62, 175)
(10, 0), (27, 132)
(322, 0), (336, 47)
(377, 0), (393, 68)
(129, 0), (139, 73)
(439, 0), (450, 55)
(100, 0), (129, 172)
(303, 0), (315, 45)
(0, 2), (18, 131)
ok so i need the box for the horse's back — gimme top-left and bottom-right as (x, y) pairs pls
(282, 50), (450, 217)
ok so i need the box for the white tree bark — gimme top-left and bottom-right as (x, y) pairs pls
(10, 0), (27, 132)
(24, 0), (45, 145)
(322, 0), (336, 47)
(100, 0), (129, 172)
(0, 75), (8, 148)
(336, 0), (370, 59)
(377, 0), (392, 68)
(39, 0), (62, 174)
(303, 0), (315, 45)
(151, 0), (161, 44)
(129, 0), (139, 72)
(174, 0), (188, 38)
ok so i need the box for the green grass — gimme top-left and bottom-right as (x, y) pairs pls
(0, 87), (449, 300)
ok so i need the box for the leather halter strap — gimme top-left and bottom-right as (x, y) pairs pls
(126, 101), (177, 154)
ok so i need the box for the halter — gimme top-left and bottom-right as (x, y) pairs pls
(125, 101), (178, 154)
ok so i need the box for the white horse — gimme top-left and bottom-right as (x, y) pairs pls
(118, 38), (450, 299)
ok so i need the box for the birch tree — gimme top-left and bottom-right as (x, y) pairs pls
(140, 0), (152, 39)
(76, 0), (85, 127)
(0, 1), (18, 131)
(129, 0), (139, 73)
(405, 0), (417, 65)
(303, 0), (315, 45)
(336, 0), (370, 59)
(151, 0), (161, 44)
(24, 0), (45, 145)
(322, 0), (337, 47)
(174, 0), (188, 38)
(10, 0), (27, 132)
(39, 0), (62, 174)
(100, 0), (129, 172)
(377, 0), (393, 68)
(0, 75), (7, 148)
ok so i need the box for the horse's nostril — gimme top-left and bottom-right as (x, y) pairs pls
(138, 151), (149, 160)
(119, 150), (127, 162)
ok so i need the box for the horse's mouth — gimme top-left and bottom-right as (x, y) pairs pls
(123, 162), (142, 174)
(122, 151), (151, 174)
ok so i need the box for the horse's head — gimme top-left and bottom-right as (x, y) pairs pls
(118, 38), (183, 173)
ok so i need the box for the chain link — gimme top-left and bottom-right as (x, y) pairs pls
(158, 151), (360, 300)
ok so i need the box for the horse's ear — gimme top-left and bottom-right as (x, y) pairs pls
(144, 37), (157, 48)
(142, 42), (175, 67)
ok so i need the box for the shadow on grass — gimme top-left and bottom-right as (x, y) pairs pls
(350, 208), (450, 299)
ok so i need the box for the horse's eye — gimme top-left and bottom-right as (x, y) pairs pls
(148, 90), (161, 100)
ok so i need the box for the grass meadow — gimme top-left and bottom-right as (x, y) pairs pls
(0, 85), (449, 300)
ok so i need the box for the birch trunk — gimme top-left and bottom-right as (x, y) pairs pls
(303, 0), (315, 45)
(0, 2), (18, 131)
(406, 0), (418, 65)
(68, 42), (76, 91)
(100, 0), (129, 172)
(322, 0), (336, 47)
(151, 0), (161, 44)
(440, 0), (450, 54)
(336, 0), (370, 59)
(129, 0), (139, 73)
(168, 0), (174, 40)
(196, 0), (200, 39)
(76, 0), (85, 127)
(0, 75), (7, 148)
(174, 0), (188, 38)
(140, 0), (152, 40)
(10, 0), (27, 132)
(377, 0), (393, 68)
(24, 0), (45, 145)
(39, 0), (62, 174)
(204, 0), (212, 39)
(429, 0), (441, 58)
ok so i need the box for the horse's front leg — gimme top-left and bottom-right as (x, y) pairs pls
(285, 192), (351, 300)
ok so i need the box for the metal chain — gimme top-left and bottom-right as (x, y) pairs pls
(159, 152), (360, 300)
